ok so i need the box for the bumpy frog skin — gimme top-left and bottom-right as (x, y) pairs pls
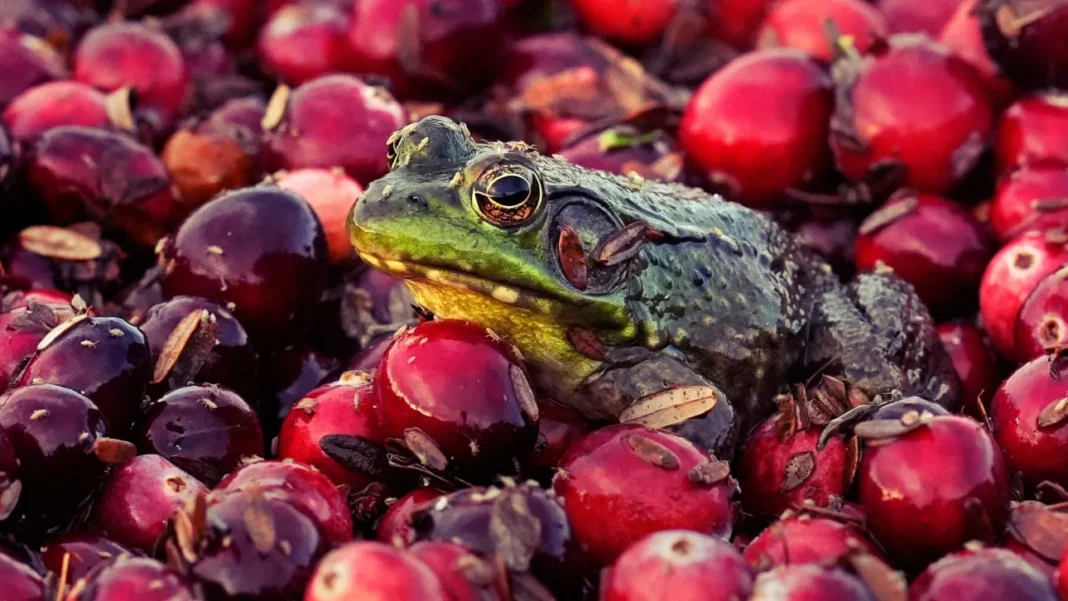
(350, 116), (959, 456)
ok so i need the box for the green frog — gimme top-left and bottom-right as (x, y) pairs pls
(349, 116), (959, 456)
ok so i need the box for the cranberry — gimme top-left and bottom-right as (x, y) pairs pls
(261, 345), (340, 429)
(305, 541), (447, 601)
(989, 355), (1068, 488)
(92, 454), (208, 552)
(910, 546), (1057, 601)
(28, 126), (182, 248)
(2, 289), (73, 310)
(257, 3), (350, 85)
(831, 36), (994, 197)
(198, 96), (266, 153)
(877, 0), (960, 33)
(558, 127), (685, 183)
(346, 0), (506, 100)
(938, 0), (1017, 107)
(680, 49), (833, 207)
(529, 398), (589, 476)
(40, 532), (136, 583)
(750, 565), (879, 601)
(937, 323), (1003, 416)
(410, 541), (508, 601)
(744, 514), (882, 570)
(0, 123), (12, 191)
(1000, 501), (1068, 577)
(0, 31), (66, 109)
(138, 296), (257, 398)
(571, 0), (679, 45)
(603, 530), (753, 601)
(553, 424), (736, 566)
(262, 75), (407, 184)
(347, 335), (393, 371)
(277, 371), (386, 488)
(0, 300), (74, 395)
(1060, 546), (1068, 599)
(377, 487), (446, 545)
(216, 459), (354, 544)
(193, 0), (258, 49)
(0, 0), (96, 47)
(855, 413), (1010, 570)
(0, 225), (125, 303)
(74, 22), (190, 131)
(375, 320), (539, 481)
(161, 128), (255, 211)
(13, 314), (151, 432)
(706, 0), (775, 49)
(2, 81), (116, 144)
(978, 0), (1068, 91)
(757, 0), (889, 62)
(68, 556), (199, 601)
(136, 384), (264, 485)
(0, 430), (19, 521)
(0, 552), (43, 601)
(157, 185), (329, 344)
(995, 93), (1068, 174)
(1016, 266), (1068, 360)
(855, 192), (995, 316)
(991, 166), (1068, 242)
(979, 231), (1068, 359)
(275, 168), (364, 264)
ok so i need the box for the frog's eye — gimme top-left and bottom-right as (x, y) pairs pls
(472, 165), (543, 227)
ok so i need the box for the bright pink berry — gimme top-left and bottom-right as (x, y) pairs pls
(304, 541), (447, 601)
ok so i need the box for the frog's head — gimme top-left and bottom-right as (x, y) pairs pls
(349, 116), (638, 344)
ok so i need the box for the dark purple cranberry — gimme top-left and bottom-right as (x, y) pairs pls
(92, 454), (208, 552)
(197, 96), (266, 157)
(558, 127), (685, 183)
(158, 3), (235, 81)
(0, 429), (18, 520)
(13, 314), (151, 433)
(261, 345), (340, 430)
(529, 398), (589, 477)
(157, 186), (329, 345)
(215, 459), (354, 544)
(136, 385), (264, 486)
(27, 126), (182, 249)
(40, 532), (137, 583)
(170, 491), (329, 601)
(68, 555), (199, 601)
(0, 0), (96, 48)
(937, 323), (1003, 417)
(0, 31), (67, 109)
(138, 296), (257, 398)
(0, 225), (124, 305)
(0, 123), (12, 193)
(0, 552), (44, 601)
(910, 546), (1057, 601)
(376, 487), (446, 545)
(978, 0), (1068, 91)
(334, 268), (417, 350)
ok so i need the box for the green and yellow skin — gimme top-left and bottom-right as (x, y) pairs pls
(349, 116), (959, 456)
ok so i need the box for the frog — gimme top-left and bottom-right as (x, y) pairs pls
(348, 116), (960, 457)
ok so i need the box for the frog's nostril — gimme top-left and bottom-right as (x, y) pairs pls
(408, 194), (429, 211)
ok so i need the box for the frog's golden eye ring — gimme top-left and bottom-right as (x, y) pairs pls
(472, 164), (543, 227)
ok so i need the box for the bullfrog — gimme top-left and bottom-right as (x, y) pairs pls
(349, 116), (960, 457)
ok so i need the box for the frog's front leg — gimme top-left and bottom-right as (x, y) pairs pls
(577, 352), (740, 459)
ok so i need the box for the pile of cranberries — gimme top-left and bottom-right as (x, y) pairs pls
(1, 0), (1068, 599)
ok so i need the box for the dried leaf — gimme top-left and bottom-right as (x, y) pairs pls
(688, 459), (731, 487)
(858, 195), (919, 236)
(510, 365), (539, 423)
(1007, 501), (1068, 562)
(37, 313), (90, 351)
(619, 386), (721, 429)
(261, 85), (290, 131)
(9, 301), (61, 333)
(852, 412), (931, 441)
(557, 225), (588, 291)
(624, 434), (681, 470)
(404, 428), (449, 472)
(1037, 397), (1068, 428)
(104, 87), (136, 132)
(596, 222), (650, 266)
(489, 490), (542, 571)
(92, 437), (137, 464)
(843, 437), (860, 489)
(780, 451), (815, 492)
(243, 499), (277, 554)
(19, 226), (103, 261)
(567, 327), (608, 362)
(152, 310), (209, 384)
(319, 434), (389, 479)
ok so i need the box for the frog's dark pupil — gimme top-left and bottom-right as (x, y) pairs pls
(487, 175), (530, 207)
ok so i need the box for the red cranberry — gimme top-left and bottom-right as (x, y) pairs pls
(991, 166), (1068, 242)
(744, 514), (882, 570)
(0, 300), (75, 395)
(92, 454), (208, 552)
(1000, 501), (1068, 577)
(0, 552), (43, 601)
(377, 487), (446, 545)
(40, 532), (136, 583)
(197, 95), (266, 156)
(257, 3), (350, 85)
(680, 49), (833, 207)
(1016, 266), (1068, 360)
(2, 81), (115, 144)
(262, 76), (407, 184)
(1060, 546), (1068, 599)
(751, 565), (878, 601)
(571, 0), (679, 45)
(938, 0), (1017, 107)
(855, 192), (995, 316)
(877, 0), (960, 33)
(705, 0), (775, 49)
(529, 398), (589, 476)
(161, 128), (255, 212)
(136, 384), (264, 485)
(990, 356), (1068, 488)
(757, 0), (889, 62)
(410, 541), (508, 601)
(215, 459), (354, 544)
(138, 296), (257, 398)
(603, 530), (753, 601)
(28, 126), (181, 248)
(553, 424), (737, 566)
(13, 314), (151, 432)
(68, 556), (199, 601)
(305, 541), (447, 601)
(262, 345), (340, 429)
(74, 22), (190, 131)
(978, 0), (1068, 91)
(558, 127), (685, 183)
(275, 168), (364, 264)
(855, 413), (1010, 570)
(831, 36), (994, 197)
(979, 231), (1068, 359)
(157, 185), (329, 344)
(375, 320), (539, 481)
(2, 289), (73, 310)
(995, 93), (1068, 174)
(346, 0), (506, 100)
(277, 371), (386, 488)
(910, 546), (1057, 601)
(0, 31), (66, 109)
(937, 323), (1003, 416)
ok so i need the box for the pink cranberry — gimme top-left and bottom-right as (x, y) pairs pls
(377, 487), (447, 545)
(40, 532), (136, 583)
(855, 192), (995, 316)
(744, 514), (882, 571)
(192, 0), (258, 49)
(705, 0), (775, 49)
(757, 0), (888, 62)
(553, 424), (737, 566)
(262, 75), (407, 185)
(603, 530), (753, 601)
(304, 541), (446, 601)
(877, 0), (959, 34)
(990, 356), (1068, 488)
(0, 31), (66, 109)
(910, 546), (1057, 601)
(990, 166), (1068, 242)
(92, 454), (208, 552)
(750, 565), (878, 601)
(275, 168), (364, 264)
(0, 552), (43, 601)
(257, 3), (350, 85)
(570, 0), (679, 45)
(680, 49), (833, 207)
(68, 556), (199, 601)
(937, 323), (1003, 417)
(410, 541), (508, 601)
(2, 81), (114, 143)
(937, 0), (1017, 107)
(996, 93), (1068, 173)
(262, 345), (340, 429)
(216, 459), (354, 544)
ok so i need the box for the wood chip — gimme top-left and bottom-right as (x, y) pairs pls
(688, 459), (731, 487)
(404, 428), (449, 472)
(619, 386), (721, 430)
(19, 226), (103, 261)
(1007, 501), (1068, 562)
(858, 195), (919, 236)
(780, 451), (816, 492)
(152, 309), (208, 384)
(510, 364), (539, 423)
(624, 433), (681, 470)
(1037, 397), (1068, 428)
(261, 84), (291, 131)
(37, 313), (89, 351)
(104, 86), (136, 132)
(92, 437), (137, 464)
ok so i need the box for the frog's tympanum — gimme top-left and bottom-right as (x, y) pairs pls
(349, 116), (960, 457)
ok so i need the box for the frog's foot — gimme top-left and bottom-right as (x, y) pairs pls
(806, 270), (961, 410)
(578, 354), (739, 459)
